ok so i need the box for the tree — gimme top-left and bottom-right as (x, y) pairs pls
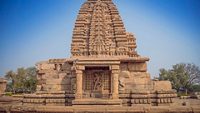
(4, 67), (37, 93)
(24, 67), (37, 93)
(159, 63), (200, 93)
(191, 85), (200, 92)
(5, 70), (17, 93)
(185, 63), (200, 85)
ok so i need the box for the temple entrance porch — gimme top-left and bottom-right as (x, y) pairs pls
(72, 59), (122, 106)
(83, 66), (111, 99)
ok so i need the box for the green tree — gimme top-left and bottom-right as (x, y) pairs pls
(191, 85), (200, 92)
(4, 67), (37, 93)
(159, 63), (200, 93)
(5, 70), (17, 93)
(24, 67), (37, 93)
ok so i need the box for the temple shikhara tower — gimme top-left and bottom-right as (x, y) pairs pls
(23, 0), (176, 106)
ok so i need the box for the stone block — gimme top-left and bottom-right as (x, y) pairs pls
(120, 63), (128, 71)
(128, 62), (147, 72)
(119, 71), (130, 78)
(58, 73), (67, 79)
(37, 62), (55, 70)
(46, 78), (70, 85)
(152, 81), (172, 91)
(112, 65), (120, 70)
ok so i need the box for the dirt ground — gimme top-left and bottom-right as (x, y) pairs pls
(172, 98), (200, 106)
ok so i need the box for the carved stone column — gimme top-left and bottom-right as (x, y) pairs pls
(75, 70), (83, 99)
(112, 70), (119, 99)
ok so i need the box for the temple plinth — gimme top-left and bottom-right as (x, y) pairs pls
(23, 0), (176, 106)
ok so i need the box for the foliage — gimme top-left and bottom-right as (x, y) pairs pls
(177, 92), (189, 97)
(4, 67), (37, 94)
(5, 92), (13, 96)
(159, 63), (200, 93)
(191, 85), (200, 92)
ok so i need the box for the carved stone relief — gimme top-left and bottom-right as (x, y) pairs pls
(83, 70), (111, 92)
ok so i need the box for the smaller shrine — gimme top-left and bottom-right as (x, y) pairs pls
(0, 78), (7, 96)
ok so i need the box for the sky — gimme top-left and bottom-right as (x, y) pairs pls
(0, 0), (200, 77)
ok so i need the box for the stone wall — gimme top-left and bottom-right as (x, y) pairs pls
(1, 105), (200, 113)
(152, 80), (172, 91)
(36, 59), (74, 93)
(119, 62), (151, 91)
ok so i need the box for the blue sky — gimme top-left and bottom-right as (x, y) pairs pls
(0, 0), (200, 77)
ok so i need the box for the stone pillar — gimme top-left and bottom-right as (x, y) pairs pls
(112, 70), (119, 99)
(75, 70), (83, 99)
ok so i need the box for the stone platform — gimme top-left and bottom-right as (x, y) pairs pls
(0, 105), (200, 113)
(72, 99), (122, 106)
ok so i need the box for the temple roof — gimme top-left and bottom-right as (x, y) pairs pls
(71, 0), (138, 58)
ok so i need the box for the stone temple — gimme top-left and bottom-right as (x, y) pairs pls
(23, 0), (176, 106)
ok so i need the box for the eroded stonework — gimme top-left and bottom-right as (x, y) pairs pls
(71, 0), (137, 58)
(23, 0), (176, 106)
